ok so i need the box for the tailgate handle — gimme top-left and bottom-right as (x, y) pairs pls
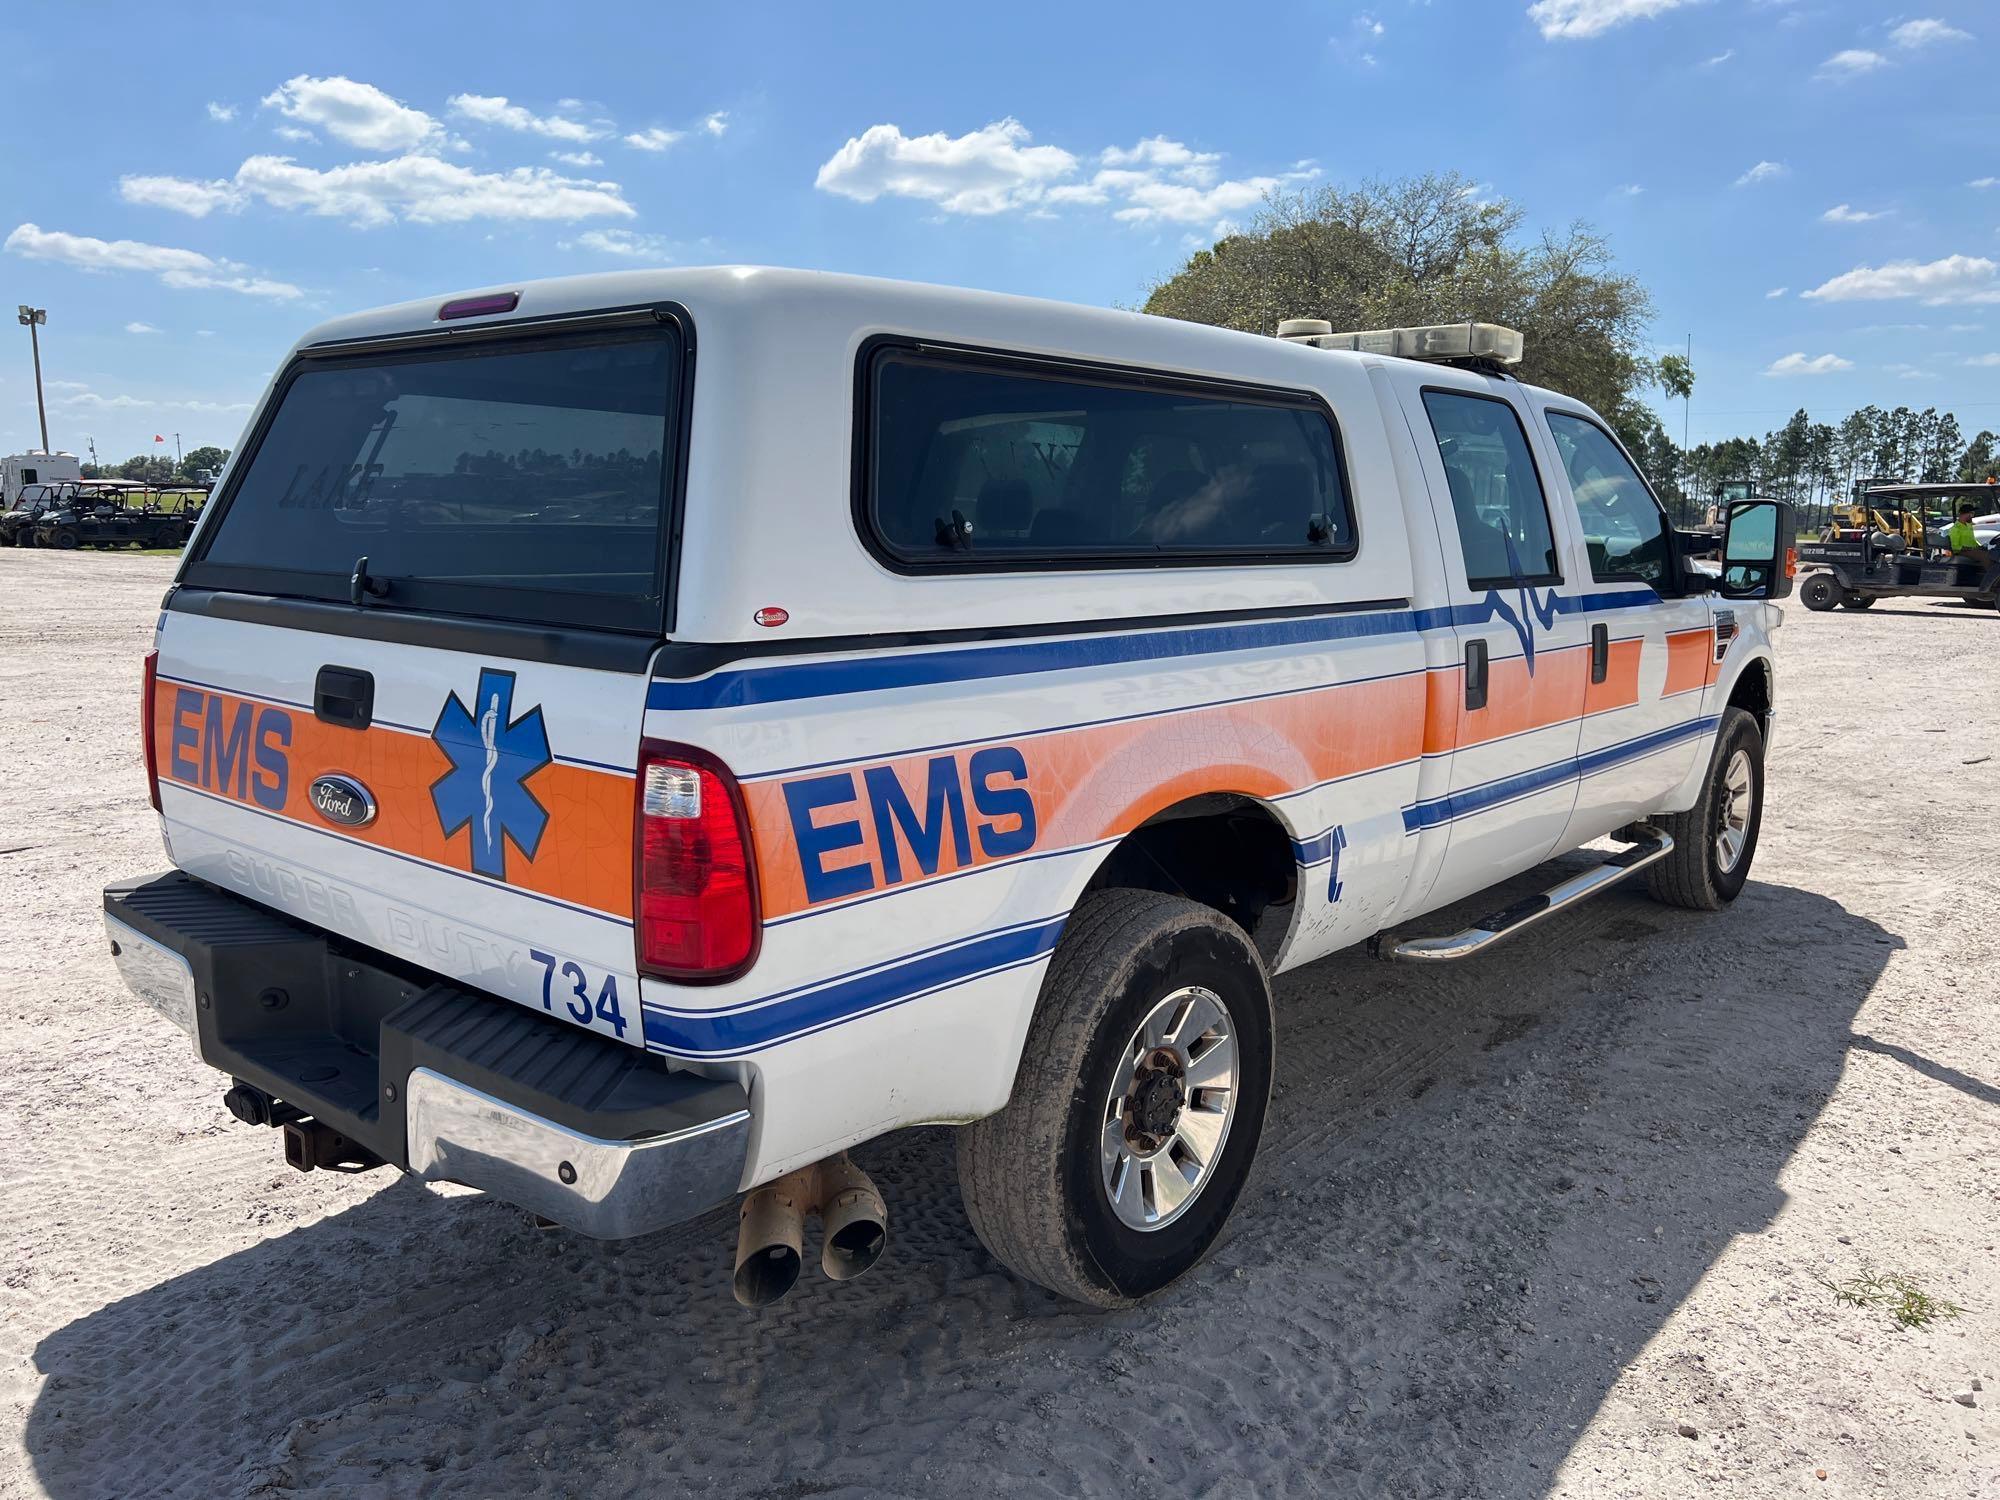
(315, 667), (375, 730)
(1590, 623), (1609, 684)
(1463, 639), (1488, 712)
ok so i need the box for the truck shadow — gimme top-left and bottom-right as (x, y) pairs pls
(26, 868), (1897, 1499)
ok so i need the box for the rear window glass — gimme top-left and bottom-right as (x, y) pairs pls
(863, 347), (1355, 568)
(189, 325), (680, 631)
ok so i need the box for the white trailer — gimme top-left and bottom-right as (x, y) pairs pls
(2, 451), (81, 507)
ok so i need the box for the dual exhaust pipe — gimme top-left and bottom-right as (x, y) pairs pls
(733, 1153), (888, 1307)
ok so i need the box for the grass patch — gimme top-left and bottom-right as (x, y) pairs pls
(1815, 1266), (1966, 1329)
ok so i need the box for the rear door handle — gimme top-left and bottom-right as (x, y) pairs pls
(1590, 623), (1609, 685)
(314, 666), (375, 729)
(1464, 639), (1489, 712)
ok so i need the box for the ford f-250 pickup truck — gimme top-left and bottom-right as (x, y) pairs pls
(103, 270), (1794, 1308)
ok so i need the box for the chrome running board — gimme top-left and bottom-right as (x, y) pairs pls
(1370, 826), (1674, 963)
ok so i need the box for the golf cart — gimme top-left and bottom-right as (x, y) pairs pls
(1795, 480), (1999, 612)
(26, 481), (193, 550)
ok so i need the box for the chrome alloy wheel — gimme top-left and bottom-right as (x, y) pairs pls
(1715, 748), (1755, 874)
(1099, 985), (1239, 1232)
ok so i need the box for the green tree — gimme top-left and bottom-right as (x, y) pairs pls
(1958, 430), (1998, 483)
(181, 444), (229, 476)
(1143, 173), (1657, 419)
(1656, 352), (1694, 402)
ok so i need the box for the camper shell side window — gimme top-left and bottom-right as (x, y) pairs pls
(856, 339), (1359, 573)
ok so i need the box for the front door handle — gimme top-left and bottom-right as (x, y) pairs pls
(1590, 623), (1609, 685)
(1464, 639), (1488, 712)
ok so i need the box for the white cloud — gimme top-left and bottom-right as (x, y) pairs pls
(700, 111), (729, 137)
(1803, 254), (2000, 304)
(550, 150), (602, 167)
(1946, 322), (1984, 332)
(1616, 182), (1644, 196)
(1734, 160), (1786, 187)
(119, 174), (245, 218)
(3, 223), (301, 299)
(448, 93), (602, 143)
(1101, 137), (1222, 178)
(560, 228), (674, 259)
(205, 101), (236, 123)
(1765, 352), (1853, 376)
(261, 75), (439, 153)
(1526, 0), (1700, 40)
(131, 155), (634, 228)
(52, 387), (253, 414)
(1822, 203), (1890, 223)
(1765, 286), (1789, 298)
(273, 125), (316, 143)
(815, 119), (1079, 214)
(1890, 18), (1971, 48)
(816, 121), (1314, 230)
(1963, 353), (2000, 367)
(1883, 362), (1930, 378)
(1816, 48), (1887, 78)
(1970, 176), (1999, 190)
(1700, 48), (1735, 67)
(125, 321), (161, 334)
(624, 127), (684, 152)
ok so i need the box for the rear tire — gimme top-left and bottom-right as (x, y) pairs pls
(1799, 574), (1839, 611)
(1646, 707), (1764, 911)
(956, 890), (1275, 1307)
(50, 530), (79, 551)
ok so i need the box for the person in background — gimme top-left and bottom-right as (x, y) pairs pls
(1945, 503), (1992, 569)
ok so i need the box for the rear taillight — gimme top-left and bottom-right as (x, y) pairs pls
(142, 648), (161, 811)
(635, 741), (760, 981)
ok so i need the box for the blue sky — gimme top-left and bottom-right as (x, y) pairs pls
(3, 0), (1997, 464)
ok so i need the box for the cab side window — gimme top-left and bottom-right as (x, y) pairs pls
(1419, 390), (1560, 587)
(1545, 412), (1672, 587)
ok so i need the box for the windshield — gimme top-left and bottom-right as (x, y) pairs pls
(187, 323), (683, 633)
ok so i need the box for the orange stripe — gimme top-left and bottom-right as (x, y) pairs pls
(1664, 628), (1714, 698)
(1583, 636), (1643, 716)
(747, 673), (1429, 919)
(154, 685), (635, 917)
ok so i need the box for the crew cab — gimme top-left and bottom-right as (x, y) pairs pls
(102, 270), (1793, 1308)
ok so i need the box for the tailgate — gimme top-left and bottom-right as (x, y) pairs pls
(154, 607), (649, 1044)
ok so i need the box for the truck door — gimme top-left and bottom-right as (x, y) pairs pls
(1529, 402), (1711, 845)
(1390, 371), (1590, 914)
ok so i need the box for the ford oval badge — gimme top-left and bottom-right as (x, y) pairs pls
(309, 774), (377, 829)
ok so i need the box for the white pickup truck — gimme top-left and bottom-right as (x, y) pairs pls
(103, 269), (1794, 1308)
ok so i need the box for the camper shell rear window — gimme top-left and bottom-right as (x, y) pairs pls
(184, 317), (688, 634)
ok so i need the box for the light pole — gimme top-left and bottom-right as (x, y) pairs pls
(17, 306), (49, 453)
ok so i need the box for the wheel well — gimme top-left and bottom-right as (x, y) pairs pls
(1726, 656), (1772, 735)
(1082, 794), (1298, 958)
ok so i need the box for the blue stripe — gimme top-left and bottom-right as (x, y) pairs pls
(1400, 715), (1718, 832)
(649, 608), (1429, 712)
(649, 591), (1665, 713)
(642, 915), (1066, 1055)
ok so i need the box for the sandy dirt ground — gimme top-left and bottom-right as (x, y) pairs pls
(0, 548), (1995, 1499)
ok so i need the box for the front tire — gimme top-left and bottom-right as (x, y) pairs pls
(1799, 573), (1839, 611)
(1646, 707), (1765, 911)
(956, 889), (1275, 1306)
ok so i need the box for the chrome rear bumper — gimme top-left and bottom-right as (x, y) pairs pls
(102, 873), (752, 1240)
(405, 1068), (750, 1239)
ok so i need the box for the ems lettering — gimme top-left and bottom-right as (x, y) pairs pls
(170, 689), (292, 810)
(784, 746), (1038, 904)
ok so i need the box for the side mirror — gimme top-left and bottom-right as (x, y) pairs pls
(1718, 499), (1797, 600)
